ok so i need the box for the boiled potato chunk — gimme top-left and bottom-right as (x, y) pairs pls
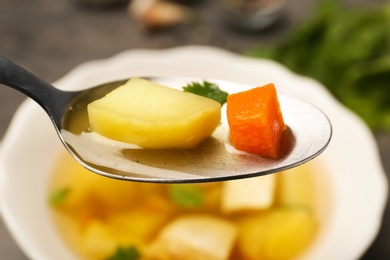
(147, 214), (237, 260)
(221, 174), (276, 213)
(87, 78), (221, 149)
(51, 152), (139, 214)
(82, 210), (171, 259)
(107, 209), (172, 243)
(238, 207), (317, 260)
(276, 163), (315, 208)
(82, 220), (118, 260)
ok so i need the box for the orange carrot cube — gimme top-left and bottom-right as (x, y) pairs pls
(226, 83), (286, 159)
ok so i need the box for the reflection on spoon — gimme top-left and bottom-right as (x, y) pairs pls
(0, 56), (332, 183)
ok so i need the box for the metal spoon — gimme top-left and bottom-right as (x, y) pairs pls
(0, 56), (332, 183)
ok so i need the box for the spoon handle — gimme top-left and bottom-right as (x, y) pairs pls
(0, 56), (72, 128)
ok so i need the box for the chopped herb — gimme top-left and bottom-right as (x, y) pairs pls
(48, 187), (70, 205)
(183, 81), (228, 105)
(168, 184), (204, 209)
(105, 246), (141, 260)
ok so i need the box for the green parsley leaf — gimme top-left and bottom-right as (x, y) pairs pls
(105, 246), (141, 260)
(183, 81), (228, 105)
(168, 184), (204, 209)
(48, 187), (70, 206)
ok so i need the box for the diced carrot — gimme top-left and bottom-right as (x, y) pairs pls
(226, 83), (286, 159)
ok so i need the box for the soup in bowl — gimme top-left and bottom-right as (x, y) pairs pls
(48, 150), (330, 260)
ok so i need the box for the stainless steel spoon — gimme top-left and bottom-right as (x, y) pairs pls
(0, 56), (332, 183)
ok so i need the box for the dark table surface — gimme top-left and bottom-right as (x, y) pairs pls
(1, 0), (389, 259)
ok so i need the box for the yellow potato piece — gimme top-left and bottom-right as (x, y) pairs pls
(50, 152), (139, 213)
(238, 207), (317, 260)
(276, 162), (315, 208)
(221, 174), (276, 213)
(147, 214), (237, 260)
(107, 209), (171, 245)
(87, 78), (221, 149)
(82, 220), (118, 260)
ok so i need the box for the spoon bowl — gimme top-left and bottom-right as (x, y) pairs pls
(0, 56), (332, 183)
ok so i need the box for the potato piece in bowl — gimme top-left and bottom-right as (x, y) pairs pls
(49, 153), (140, 213)
(221, 174), (276, 213)
(82, 209), (172, 259)
(82, 220), (119, 260)
(87, 78), (221, 149)
(146, 214), (237, 260)
(276, 162), (315, 208)
(238, 207), (317, 260)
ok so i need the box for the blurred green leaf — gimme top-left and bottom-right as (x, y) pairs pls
(246, 0), (390, 131)
(168, 184), (204, 209)
(105, 246), (140, 260)
(48, 187), (70, 206)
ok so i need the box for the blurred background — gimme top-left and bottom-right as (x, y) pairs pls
(1, 0), (390, 258)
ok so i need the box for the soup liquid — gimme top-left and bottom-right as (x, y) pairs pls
(49, 150), (320, 260)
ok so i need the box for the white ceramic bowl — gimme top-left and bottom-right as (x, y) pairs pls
(0, 46), (387, 260)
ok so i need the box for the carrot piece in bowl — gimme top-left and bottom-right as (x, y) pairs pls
(226, 83), (286, 159)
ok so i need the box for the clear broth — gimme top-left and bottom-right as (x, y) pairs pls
(49, 150), (321, 260)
